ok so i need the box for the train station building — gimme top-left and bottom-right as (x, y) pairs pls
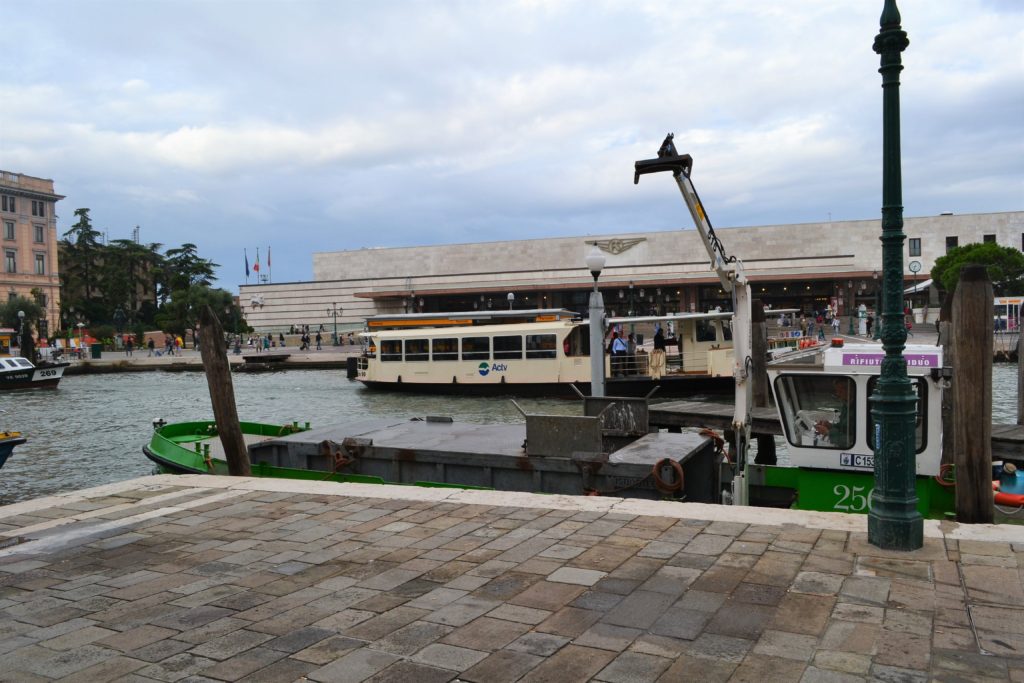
(239, 211), (1023, 334)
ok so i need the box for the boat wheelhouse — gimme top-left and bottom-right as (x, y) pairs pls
(355, 308), (738, 397)
(751, 342), (953, 517)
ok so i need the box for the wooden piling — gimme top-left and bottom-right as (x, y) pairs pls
(951, 266), (993, 523)
(1018, 333), (1023, 425)
(198, 306), (251, 476)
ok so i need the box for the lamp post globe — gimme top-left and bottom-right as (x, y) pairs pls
(507, 292), (515, 310)
(584, 249), (606, 398)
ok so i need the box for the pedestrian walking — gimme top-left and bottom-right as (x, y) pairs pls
(315, 331), (322, 350)
(147, 338), (155, 356)
(831, 316), (841, 336)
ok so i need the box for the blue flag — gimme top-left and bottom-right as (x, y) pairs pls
(245, 249), (250, 277)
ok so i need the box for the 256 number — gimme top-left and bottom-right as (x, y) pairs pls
(833, 484), (871, 512)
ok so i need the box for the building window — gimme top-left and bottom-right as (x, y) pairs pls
(909, 238), (921, 257)
(983, 234), (996, 244)
(31, 201), (46, 217)
(1, 195), (13, 213)
(33, 225), (44, 243)
(3, 221), (13, 240)
(5, 251), (15, 273)
(7, 292), (16, 302)
(945, 236), (958, 252)
(34, 253), (45, 275)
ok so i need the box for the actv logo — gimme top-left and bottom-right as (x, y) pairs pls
(478, 362), (490, 376)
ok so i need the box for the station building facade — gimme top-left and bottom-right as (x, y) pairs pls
(239, 211), (1023, 334)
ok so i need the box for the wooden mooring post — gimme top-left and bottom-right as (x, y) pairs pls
(1018, 333), (1023, 426)
(951, 266), (993, 523)
(199, 305), (251, 476)
(938, 295), (954, 467)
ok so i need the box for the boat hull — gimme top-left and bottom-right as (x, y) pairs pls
(0, 362), (68, 390)
(0, 432), (27, 470)
(357, 374), (731, 398)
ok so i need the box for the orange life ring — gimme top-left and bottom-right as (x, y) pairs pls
(992, 480), (1024, 507)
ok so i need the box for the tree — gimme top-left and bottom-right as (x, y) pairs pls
(155, 286), (237, 337)
(60, 208), (103, 307)
(931, 243), (1024, 296)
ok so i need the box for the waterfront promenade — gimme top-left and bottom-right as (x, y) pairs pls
(1, 475), (1022, 682)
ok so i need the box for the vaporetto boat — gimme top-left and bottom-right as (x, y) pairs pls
(354, 308), (741, 397)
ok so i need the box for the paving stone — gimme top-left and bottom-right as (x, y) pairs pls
(188, 629), (273, 661)
(175, 617), (251, 645)
(931, 649), (1010, 679)
(601, 590), (672, 629)
(729, 653), (808, 683)
(874, 630), (931, 671)
(518, 644), (616, 683)
(771, 593), (836, 636)
(535, 606), (602, 638)
(689, 566), (746, 593)
(798, 665), (866, 682)
(832, 602), (884, 624)
(138, 652), (219, 682)
(819, 621), (880, 656)
(656, 652), (737, 682)
(372, 620), (453, 656)
(237, 656), (317, 683)
(460, 648), (544, 683)
(509, 580), (585, 611)
(129, 637), (195, 663)
(264, 626), (336, 653)
(364, 659), (457, 683)
(732, 582), (787, 606)
(683, 534), (734, 556)
(678, 633), (754, 664)
(343, 605), (430, 641)
(575, 623), (642, 652)
(868, 664), (927, 683)
(547, 567), (607, 586)
(594, 650), (671, 682)
(506, 631), (570, 657)
(753, 629), (819, 662)
(290, 635), (365, 665)
(307, 647), (401, 682)
(812, 649), (872, 675)
(412, 642), (488, 670)
(571, 590), (624, 612)
(793, 571), (845, 595)
(422, 595), (501, 627)
(636, 566), (700, 597)
(704, 601), (773, 640)
(650, 607), (710, 641)
(487, 603), (551, 625)
(839, 575), (891, 606)
(199, 647), (286, 682)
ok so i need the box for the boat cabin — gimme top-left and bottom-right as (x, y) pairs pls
(767, 343), (944, 477)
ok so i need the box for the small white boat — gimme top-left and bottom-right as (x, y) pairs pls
(0, 355), (69, 390)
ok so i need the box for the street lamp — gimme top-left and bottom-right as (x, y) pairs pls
(585, 248), (606, 397)
(326, 302), (342, 345)
(507, 292), (515, 310)
(868, 0), (922, 550)
(17, 310), (25, 352)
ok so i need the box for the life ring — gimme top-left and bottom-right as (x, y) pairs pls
(992, 481), (1024, 507)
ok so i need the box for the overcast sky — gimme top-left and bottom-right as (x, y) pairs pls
(3, 0), (1021, 288)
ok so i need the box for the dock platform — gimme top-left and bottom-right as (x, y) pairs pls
(1, 475), (1022, 682)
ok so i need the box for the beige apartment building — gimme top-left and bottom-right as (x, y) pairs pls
(0, 171), (63, 338)
(240, 210), (1023, 333)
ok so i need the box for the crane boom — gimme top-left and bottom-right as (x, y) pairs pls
(634, 134), (753, 505)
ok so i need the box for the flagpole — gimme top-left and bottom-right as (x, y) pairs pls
(268, 246), (272, 284)
(244, 248), (249, 284)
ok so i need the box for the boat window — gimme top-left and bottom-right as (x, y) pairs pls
(773, 374), (856, 450)
(432, 337), (458, 361)
(526, 334), (557, 359)
(405, 339), (429, 362)
(461, 336), (489, 361)
(565, 326), (590, 357)
(380, 339), (402, 362)
(4, 359), (17, 368)
(695, 320), (717, 342)
(722, 321), (733, 341)
(866, 377), (926, 453)
(15, 359), (32, 368)
(494, 335), (523, 360)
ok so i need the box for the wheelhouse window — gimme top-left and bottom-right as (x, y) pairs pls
(909, 238), (921, 256)
(494, 335), (523, 360)
(722, 321), (733, 341)
(526, 334), (556, 359)
(380, 339), (402, 362)
(432, 337), (458, 361)
(695, 320), (717, 342)
(866, 377), (926, 453)
(565, 326), (590, 357)
(405, 339), (429, 362)
(461, 336), (489, 361)
(774, 375), (856, 450)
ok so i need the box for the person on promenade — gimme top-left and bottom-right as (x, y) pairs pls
(125, 337), (133, 357)
(651, 326), (667, 380)
(147, 338), (155, 356)
(627, 333), (637, 375)
(831, 315), (841, 336)
(866, 314), (874, 338)
(279, 332), (286, 348)
(799, 315), (808, 337)
(611, 332), (628, 377)
(315, 331), (322, 350)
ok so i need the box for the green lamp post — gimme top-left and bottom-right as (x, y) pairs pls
(868, 0), (922, 550)
(847, 281), (857, 335)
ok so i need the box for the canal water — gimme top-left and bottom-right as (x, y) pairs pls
(1, 365), (1019, 505)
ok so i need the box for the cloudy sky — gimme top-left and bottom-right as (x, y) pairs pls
(3, 0), (1021, 288)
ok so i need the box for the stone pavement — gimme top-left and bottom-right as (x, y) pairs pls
(0, 475), (1022, 683)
